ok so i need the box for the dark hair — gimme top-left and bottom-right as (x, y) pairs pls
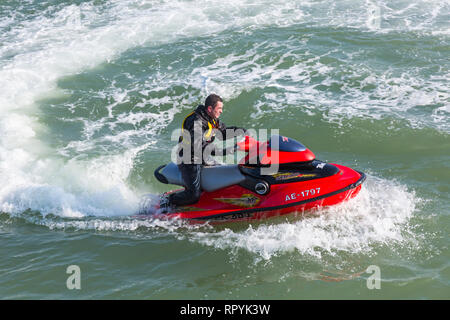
(204, 94), (223, 109)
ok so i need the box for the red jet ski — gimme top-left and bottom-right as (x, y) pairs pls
(139, 135), (365, 223)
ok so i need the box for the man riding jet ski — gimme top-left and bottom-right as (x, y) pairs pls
(161, 94), (248, 211)
(139, 96), (366, 223)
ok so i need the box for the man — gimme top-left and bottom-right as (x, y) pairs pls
(164, 94), (247, 209)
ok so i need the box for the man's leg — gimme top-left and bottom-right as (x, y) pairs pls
(168, 164), (202, 206)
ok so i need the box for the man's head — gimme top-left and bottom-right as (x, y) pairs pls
(204, 94), (223, 120)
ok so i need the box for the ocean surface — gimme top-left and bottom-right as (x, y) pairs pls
(0, 0), (449, 299)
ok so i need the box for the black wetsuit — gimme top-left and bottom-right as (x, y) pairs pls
(168, 105), (246, 206)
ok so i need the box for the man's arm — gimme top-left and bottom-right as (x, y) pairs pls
(215, 121), (248, 141)
(207, 121), (248, 156)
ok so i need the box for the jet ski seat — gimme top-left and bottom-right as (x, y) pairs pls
(155, 162), (246, 192)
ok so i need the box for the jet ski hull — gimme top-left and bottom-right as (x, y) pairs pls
(138, 164), (366, 223)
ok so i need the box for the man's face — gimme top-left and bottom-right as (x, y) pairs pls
(207, 101), (223, 119)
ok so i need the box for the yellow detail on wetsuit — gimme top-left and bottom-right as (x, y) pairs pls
(180, 111), (195, 144)
(180, 112), (218, 143)
(204, 119), (219, 140)
(204, 121), (213, 139)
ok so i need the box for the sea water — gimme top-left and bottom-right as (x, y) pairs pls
(0, 0), (448, 299)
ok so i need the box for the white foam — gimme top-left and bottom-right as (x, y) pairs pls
(0, 145), (146, 217)
(30, 214), (211, 236)
(188, 175), (418, 261)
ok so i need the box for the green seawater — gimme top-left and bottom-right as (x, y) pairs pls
(0, 0), (449, 299)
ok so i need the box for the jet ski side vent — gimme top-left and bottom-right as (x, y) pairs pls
(255, 182), (270, 195)
(239, 176), (270, 195)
